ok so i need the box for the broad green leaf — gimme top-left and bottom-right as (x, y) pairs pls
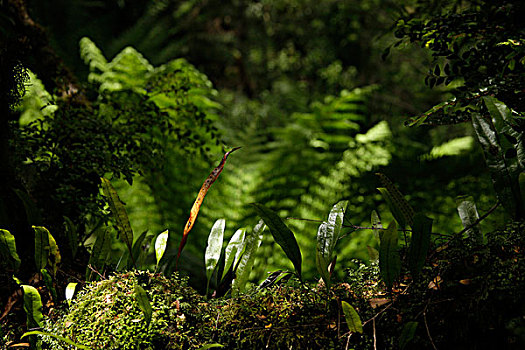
(341, 301), (363, 333)
(315, 201), (347, 288)
(41, 269), (57, 302)
(65, 282), (78, 307)
(456, 196), (482, 242)
(399, 321), (418, 349)
(376, 173), (415, 228)
(100, 178), (134, 255)
(64, 216), (78, 258)
(379, 221), (401, 289)
(21, 285), (43, 328)
(252, 203), (302, 278)
(155, 230), (169, 266)
(47, 230), (61, 276)
(371, 210), (382, 242)
(33, 226), (50, 271)
(134, 284), (152, 326)
(316, 222), (332, 288)
(0, 229), (21, 271)
(22, 330), (90, 349)
(232, 220), (265, 296)
(205, 219), (225, 294)
(408, 213), (433, 277)
(472, 103), (524, 218)
(86, 229), (112, 281)
(222, 228), (246, 281)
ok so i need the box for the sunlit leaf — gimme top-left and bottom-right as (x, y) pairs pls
(177, 147), (240, 266)
(65, 282), (78, 307)
(252, 203), (302, 278)
(379, 221), (401, 289)
(205, 219), (225, 294)
(341, 301), (363, 333)
(315, 201), (346, 288)
(47, 230), (61, 276)
(21, 285), (43, 328)
(456, 196), (482, 242)
(155, 230), (169, 267)
(376, 173), (414, 228)
(22, 330), (90, 349)
(232, 220), (265, 296)
(134, 284), (152, 326)
(409, 213), (432, 277)
(100, 178), (134, 259)
(222, 228), (246, 281)
(399, 321), (418, 349)
(0, 229), (21, 271)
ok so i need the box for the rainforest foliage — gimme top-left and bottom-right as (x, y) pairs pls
(0, 0), (524, 349)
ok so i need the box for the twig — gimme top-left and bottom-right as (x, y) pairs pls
(423, 309), (438, 350)
(373, 318), (377, 350)
(87, 264), (106, 280)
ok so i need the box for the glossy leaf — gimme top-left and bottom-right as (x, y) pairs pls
(473, 99), (524, 218)
(456, 196), (482, 242)
(341, 301), (363, 334)
(232, 220), (265, 296)
(134, 284), (152, 326)
(222, 228), (246, 281)
(409, 213), (433, 277)
(65, 282), (78, 307)
(177, 147), (240, 266)
(376, 173), (414, 228)
(0, 229), (21, 271)
(252, 203), (302, 278)
(22, 330), (90, 350)
(379, 221), (401, 289)
(205, 219), (225, 294)
(33, 226), (50, 271)
(101, 178), (134, 257)
(155, 230), (169, 266)
(21, 285), (43, 328)
(399, 321), (418, 349)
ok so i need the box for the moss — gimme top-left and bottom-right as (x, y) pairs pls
(43, 271), (212, 349)
(42, 221), (525, 349)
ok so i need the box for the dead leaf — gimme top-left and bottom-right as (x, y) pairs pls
(428, 276), (442, 290)
(176, 147), (240, 266)
(459, 279), (471, 285)
(369, 298), (390, 309)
